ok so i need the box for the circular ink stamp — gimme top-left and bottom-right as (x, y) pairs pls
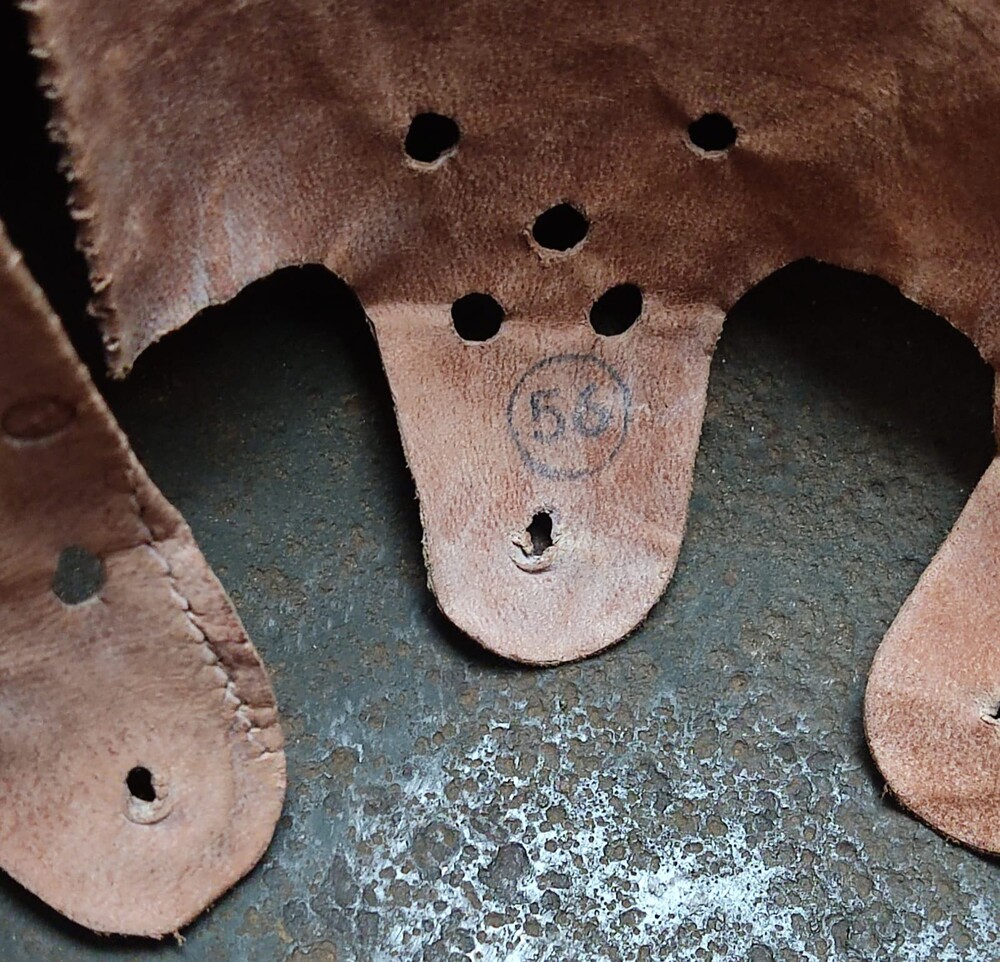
(506, 354), (632, 480)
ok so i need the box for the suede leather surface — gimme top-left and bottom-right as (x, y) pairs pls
(18, 0), (1000, 881)
(0, 223), (285, 936)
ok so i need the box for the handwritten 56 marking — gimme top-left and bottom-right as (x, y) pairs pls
(506, 354), (632, 480)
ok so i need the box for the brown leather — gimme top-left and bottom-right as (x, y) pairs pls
(0, 224), (285, 936)
(865, 451), (1000, 853)
(20, 0), (1000, 848)
(372, 301), (721, 661)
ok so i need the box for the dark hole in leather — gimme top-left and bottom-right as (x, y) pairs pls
(688, 112), (738, 152)
(531, 203), (588, 251)
(51, 545), (104, 605)
(590, 283), (643, 336)
(451, 292), (505, 342)
(126, 767), (157, 802)
(404, 112), (460, 163)
(527, 512), (553, 556)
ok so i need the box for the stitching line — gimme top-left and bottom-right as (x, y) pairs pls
(124, 459), (276, 758)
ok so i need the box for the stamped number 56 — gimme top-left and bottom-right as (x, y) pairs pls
(529, 383), (612, 444)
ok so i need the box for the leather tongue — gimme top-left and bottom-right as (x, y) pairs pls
(369, 299), (723, 663)
(866, 455), (1000, 852)
(0, 226), (285, 936)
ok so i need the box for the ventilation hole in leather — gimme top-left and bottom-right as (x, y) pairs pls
(126, 766), (157, 802)
(688, 112), (738, 153)
(451, 292), (505, 342)
(531, 204), (588, 252)
(51, 545), (104, 604)
(404, 112), (460, 163)
(590, 284), (643, 336)
(526, 512), (553, 556)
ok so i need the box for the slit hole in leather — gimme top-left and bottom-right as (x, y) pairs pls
(126, 766), (157, 802)
(52, 545), (104, 605)
(688, 112), (738, 153)
(526, 512), (553, 556)
(590, 283), (643, 336)
(404, 112), (460, 164)
(451, 292), (505, 342)
(531, 203), (589, 252)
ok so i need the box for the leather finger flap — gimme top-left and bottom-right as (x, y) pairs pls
(21, 0), (1000, 876)
(29, 0), (1000, 675)
(369, 297), (723, 663)
(865, 456), (1000, 853)
(0, 228), (286, 936)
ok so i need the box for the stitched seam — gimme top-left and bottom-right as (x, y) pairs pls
(124, 460), (275, 757)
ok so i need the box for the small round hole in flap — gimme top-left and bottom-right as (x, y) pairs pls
(51, 546), (104, 605)
(124, 764), (172, 824)
(688, 112), (738, 153)
(127, 766), (157, 802)
(531, 203), (589, 252)
(404, 112), (460, 164)
(590, 284), (643, 336)
(452, 293), (505, 342)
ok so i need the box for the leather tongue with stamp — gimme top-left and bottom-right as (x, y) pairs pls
(0, 226), (285, 936)
(370, 299), (723, 663)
